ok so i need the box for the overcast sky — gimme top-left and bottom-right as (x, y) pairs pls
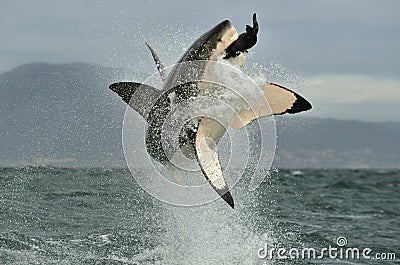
(1, 0), (399, 121)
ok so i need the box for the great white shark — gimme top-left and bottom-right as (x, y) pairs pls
(110, 14), (312, 208)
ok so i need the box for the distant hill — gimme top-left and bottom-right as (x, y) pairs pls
(273, 117), (400, 168)
(1, 63), (399, 168)
(0, 62), (127, 167)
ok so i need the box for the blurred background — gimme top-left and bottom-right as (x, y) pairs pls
(1, 0), (399, 168)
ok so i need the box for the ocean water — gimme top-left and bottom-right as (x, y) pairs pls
(0, 167), (399, 264)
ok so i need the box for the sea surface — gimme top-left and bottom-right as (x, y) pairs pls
(0, 167), (399, 264)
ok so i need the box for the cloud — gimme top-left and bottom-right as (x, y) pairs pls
(1, 0), (400, 77)
(1, 0), (399, 122)
(305, 74), (400, 104)
(300, 74), (400, 121)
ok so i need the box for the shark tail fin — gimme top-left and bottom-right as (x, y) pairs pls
(195, 117), (234, 209)
(145, 42), (167, 82)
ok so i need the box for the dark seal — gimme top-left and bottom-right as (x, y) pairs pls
(224, 13), (259, 59)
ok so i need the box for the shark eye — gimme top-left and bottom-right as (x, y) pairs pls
(217, 38), (222, 42)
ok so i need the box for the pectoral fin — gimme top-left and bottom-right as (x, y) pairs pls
(109, 82), (161, 118)
(230, 83), (312, 129)
(195, 117), (234, 208)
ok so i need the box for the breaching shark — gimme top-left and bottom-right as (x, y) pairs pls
(110, 13), (312, 208)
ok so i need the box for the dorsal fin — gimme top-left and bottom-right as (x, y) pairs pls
(145, 42), (167, 82)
